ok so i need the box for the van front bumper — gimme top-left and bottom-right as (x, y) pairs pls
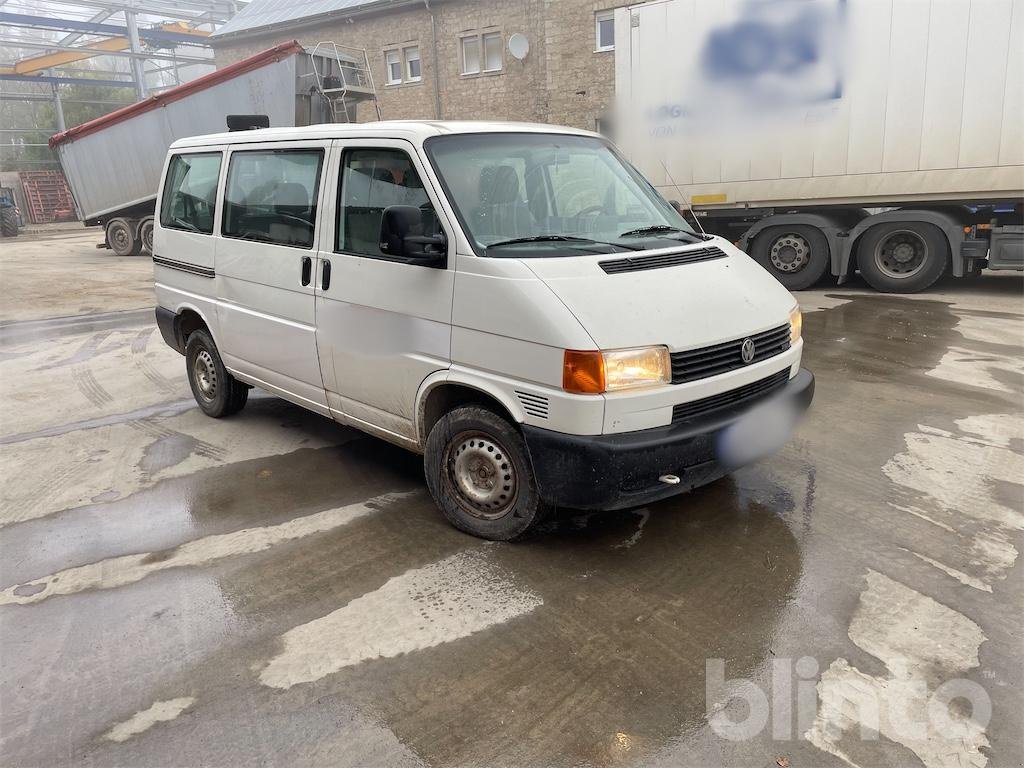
(521, 368), (814, 510)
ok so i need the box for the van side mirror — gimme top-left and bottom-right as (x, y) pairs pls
(379, 205), (447, 266)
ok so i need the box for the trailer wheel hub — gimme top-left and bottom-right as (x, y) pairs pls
(874, 230), (927, 278)
(769, 233), (810, 273)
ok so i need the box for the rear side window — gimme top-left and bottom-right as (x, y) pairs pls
(160, 152), (221, 234)
(337, 148), (434, 258)
(221, 149), (323, 249)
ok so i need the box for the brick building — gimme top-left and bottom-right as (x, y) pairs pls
(211, 0), (634, 132)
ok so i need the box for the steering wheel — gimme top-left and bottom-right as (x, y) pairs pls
(573, 205), (605, 226)
(274, 213), (311, 228)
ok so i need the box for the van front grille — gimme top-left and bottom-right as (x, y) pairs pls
(672, 369), (790, 424)
(671, 324), (790, 384)
(599, 246), (727, 274)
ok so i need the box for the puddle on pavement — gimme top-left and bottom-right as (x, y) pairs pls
(132, 472), (803, 768)
(0, 430), (422, 587)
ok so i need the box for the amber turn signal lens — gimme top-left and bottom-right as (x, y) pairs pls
(563, 350), (606, 394)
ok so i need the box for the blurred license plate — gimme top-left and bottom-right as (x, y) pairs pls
(716, 395), (799, 468)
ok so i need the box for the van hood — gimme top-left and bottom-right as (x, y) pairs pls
(522, 240), (796, 350)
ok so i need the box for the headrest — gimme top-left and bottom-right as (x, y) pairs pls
(275, 182), (308, 209)
(480, 165), (520, 205)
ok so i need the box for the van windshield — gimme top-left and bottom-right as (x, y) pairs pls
(424, 132), (701, 257)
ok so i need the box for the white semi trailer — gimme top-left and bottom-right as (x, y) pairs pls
(614, 0), (1023, 292)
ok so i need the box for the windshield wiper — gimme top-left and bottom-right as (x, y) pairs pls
(618, 225), (687, 238)
(486, 235), (641, 251)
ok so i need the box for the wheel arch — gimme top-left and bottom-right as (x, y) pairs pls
(843, 209), (967, 279)
(158, 301), (217, 355)
(738, 212), (860, 277)
(415, 373), (525, 448)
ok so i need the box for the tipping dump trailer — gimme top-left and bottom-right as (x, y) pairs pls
(50, 40), (374, 256)
(614, 0), (1024, 292)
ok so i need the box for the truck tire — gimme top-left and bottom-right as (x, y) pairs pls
(184, 329), (248, 418)
(424, 405), (550, 540)
(106, 218), (141, 256)
(0, 207), (17, 237)
(856, 221), (949, 293)
(751, 225), (829, 290)
(138, 217), (154, 254)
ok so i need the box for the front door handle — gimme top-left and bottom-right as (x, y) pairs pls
(322, 259), (331, 291)
(300, 256), (312, 286)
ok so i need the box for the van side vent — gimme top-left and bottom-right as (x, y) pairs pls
(515, 391), (549, 419)
(599, 246), (727, 274)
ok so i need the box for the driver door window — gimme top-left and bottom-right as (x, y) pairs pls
(337, 148), (436, 259)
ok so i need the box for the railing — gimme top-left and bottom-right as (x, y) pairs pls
(306, 42), (381, 123)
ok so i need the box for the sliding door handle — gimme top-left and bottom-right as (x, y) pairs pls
(322, 260), (332, 291)
(300, 256), (312, 286)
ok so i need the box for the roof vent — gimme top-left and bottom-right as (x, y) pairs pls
(226, 114), (270, 131)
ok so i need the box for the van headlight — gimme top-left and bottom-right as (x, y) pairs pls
(563, 346), (671, 394)
(789, 305), (802, 345)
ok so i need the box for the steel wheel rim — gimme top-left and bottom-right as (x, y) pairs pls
(874, 230), (927, 279)
(769, 233), (811, 273)
(445, 431), (517, 520)
(141, 223), (154, 251)
(193, 349), (217, 401)
(110, 224), (130, 252)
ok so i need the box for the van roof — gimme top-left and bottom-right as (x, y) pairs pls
(169, 120), (600, 149)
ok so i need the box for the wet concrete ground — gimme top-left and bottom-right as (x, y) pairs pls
(1, 231), (1022, 767)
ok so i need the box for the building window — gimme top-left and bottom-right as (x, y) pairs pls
(461, 35), (481, 75)
(405, 46), (421, 81)
(595, 10), (614, 52)
(385, 49), (402, 84)
(384, 46), (421, 85)
(461, 31), (503, 76)
(483, 32), (502, 71)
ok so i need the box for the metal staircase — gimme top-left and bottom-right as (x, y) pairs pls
(307, 42), (381, 123)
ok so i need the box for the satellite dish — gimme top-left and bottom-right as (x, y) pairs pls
(508, 33), (530, 61)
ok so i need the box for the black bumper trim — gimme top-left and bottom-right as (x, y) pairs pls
(522, 368), (814, 510)
(155, 306), (185, 355)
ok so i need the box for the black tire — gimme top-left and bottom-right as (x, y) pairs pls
(750, 225), (830, 290)
(424, 405), (549, 540)
(184, 329), (248, 418)
(138, 218), (154, 254)
(856, 221), (949, 293)
(0, 207), (17, 237)
(106, 218), (140, 256)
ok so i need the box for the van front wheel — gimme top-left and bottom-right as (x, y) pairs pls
(424, 405), (549, 540)
(184, 329), (248, 418)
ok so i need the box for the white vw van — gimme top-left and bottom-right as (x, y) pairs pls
(153, 121), (813, 540)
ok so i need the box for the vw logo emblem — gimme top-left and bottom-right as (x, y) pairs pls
(741, 338), (756, 364)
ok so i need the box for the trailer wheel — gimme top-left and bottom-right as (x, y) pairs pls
(0, 207), (17, 237)
(106, 218), (140, 256)
(856, 222), (948, 293)
(751, 225), (829, 290)
(138, 218), (154, 254)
